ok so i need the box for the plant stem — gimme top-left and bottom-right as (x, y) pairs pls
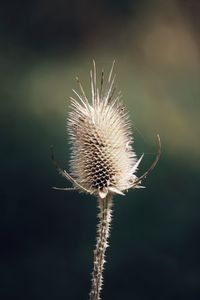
(89, 194), (113, 300)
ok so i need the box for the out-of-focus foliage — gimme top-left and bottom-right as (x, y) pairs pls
(0, 0), (200, 299)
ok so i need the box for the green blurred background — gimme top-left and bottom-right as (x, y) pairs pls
(1, 0), (200, 299)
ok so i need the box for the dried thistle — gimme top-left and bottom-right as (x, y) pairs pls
(52, 61), (161, 300)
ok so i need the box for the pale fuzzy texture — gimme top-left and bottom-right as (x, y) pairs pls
(68, 62), (140, 199)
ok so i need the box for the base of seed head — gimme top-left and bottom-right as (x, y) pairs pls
(52, 61), (161, 199)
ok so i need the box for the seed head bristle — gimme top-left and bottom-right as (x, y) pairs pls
(68, 61), (142, 199)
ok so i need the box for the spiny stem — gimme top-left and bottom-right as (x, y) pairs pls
(89, 194), (113, 300)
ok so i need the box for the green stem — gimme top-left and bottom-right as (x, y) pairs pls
(89, 194), (113, 300)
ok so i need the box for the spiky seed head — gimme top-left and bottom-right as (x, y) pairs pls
(68, 61), (142, 199)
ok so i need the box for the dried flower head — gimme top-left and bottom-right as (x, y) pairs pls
(52, 61), (161, 198)
(52, 61), (161, 300)
(68, 61), (143, 199)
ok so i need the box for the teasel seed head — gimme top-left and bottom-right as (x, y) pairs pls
(68, 61), (144, 199)
(51, 60), (161, 300)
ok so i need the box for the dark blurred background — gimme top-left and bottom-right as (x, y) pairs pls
(1, 0), (200, 299)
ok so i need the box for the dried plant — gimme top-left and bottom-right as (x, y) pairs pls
(52, 61), (161, 300)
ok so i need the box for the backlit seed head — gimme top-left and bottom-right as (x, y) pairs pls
(68, 61), (142, 199)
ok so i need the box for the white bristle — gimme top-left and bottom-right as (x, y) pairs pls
(68, 62), (138, 199)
